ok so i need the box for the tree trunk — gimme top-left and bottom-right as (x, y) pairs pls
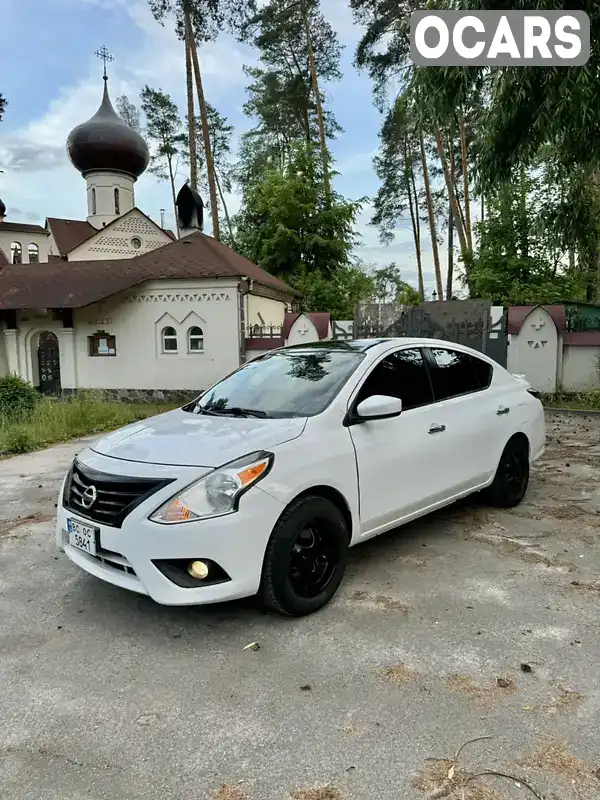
(404, 139), (424, 300)
(214, 167), (235, 246)
(481, 193), (485, 223)
(459, 114), (472, 252)
(185, 34), (198, 192)
(419, 129), (444, 300)
(185, 12), (220, 241)
(434, 124), (470, 259)
(166, 154), (179, 238)
(302, 1), (330, 202)
(446, 202), (453, 300)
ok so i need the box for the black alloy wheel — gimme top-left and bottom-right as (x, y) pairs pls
(483, 437), (530, 508)
(258, 495), (349, 616)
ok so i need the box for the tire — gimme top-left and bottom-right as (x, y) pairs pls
(258, 495), (349, 616)
(483, 436), (530, 508)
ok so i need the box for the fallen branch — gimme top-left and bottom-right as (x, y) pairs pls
(466, 770), (546, 800)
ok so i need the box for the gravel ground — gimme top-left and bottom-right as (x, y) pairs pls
(1, 412), (599, 800)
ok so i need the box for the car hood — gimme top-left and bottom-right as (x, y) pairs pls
(90, 408), (307, 467)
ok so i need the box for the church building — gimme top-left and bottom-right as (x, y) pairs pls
(0, 72), (302, 398)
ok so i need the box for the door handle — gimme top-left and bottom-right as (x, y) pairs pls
(497, 406), (510, 415)
(428, 423), (446, 434)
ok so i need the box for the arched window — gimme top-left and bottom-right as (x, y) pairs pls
(10, 242), (22, 264)
(28, 243), (39, 263)
(91, 187), (97, 215)
(188, 326), (204, 352)
(114, 187), (120, 215)
(162, 326), (178, 353)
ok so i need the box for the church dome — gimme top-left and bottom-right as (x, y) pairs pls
(0, 197), (5, 216)
(67, 79), (149, 179)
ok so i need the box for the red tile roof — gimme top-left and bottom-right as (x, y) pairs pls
(282, 311), (331, 340)
(46, 217), (96, 256)
(0, 232), (300, 310)
(507, 305), (566, 334)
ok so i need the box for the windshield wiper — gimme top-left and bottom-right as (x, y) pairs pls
(204, 406), (271, 418)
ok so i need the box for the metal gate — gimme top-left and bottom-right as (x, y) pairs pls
(37, 331), (61, 395)
(346, 300), (508, 367)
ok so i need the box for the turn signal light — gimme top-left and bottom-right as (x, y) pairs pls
(187, 560), (209, 580)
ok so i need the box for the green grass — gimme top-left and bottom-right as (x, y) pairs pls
(0, 396), (177, 455)
(542, 390), (600, 411)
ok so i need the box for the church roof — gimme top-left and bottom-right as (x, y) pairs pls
(46, 218), (96, 255)
(0, 221), (48, 235)
(67, 78), (149, 179)
(0, 231), (300, 310)
(0, 248), (9, 267)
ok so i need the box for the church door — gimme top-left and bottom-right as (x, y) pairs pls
(37, 331), (61, 395)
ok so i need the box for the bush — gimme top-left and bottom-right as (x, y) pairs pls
(0, 374), (39, 421)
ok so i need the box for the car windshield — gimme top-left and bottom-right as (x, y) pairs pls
(189, 349), (365, 418)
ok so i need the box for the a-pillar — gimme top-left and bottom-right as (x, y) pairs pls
(4, 329), (21, 376)
(59, 328), (78, 391)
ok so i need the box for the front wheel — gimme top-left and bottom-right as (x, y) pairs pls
(483, 437), (530, 508)
(258, 495), (349, 616)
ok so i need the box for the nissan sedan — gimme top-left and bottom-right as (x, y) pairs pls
(56, 338), (545, 616)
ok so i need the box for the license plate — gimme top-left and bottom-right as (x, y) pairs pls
(67, 518), (98, 556)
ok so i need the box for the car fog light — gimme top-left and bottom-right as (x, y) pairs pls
(187, 560), (209, 580)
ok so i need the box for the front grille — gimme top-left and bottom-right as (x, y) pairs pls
(63, 459), (175, 528)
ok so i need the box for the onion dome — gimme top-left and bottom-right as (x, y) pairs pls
(67, 78), (149, 179)
(0, 197), (5, 216)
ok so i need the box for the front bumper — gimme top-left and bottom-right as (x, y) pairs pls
(55, 450), (286, 606)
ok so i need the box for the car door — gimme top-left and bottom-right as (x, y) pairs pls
(347, 347), (443, 537)
(422, 346), (504, 493)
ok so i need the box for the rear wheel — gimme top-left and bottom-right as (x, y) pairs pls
(483, 437), (530, 508)
(258, 495), (349, 616)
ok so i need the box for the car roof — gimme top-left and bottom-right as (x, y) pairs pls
(279, 337), (477, 353)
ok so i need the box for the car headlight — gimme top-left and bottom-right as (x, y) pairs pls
(149, 451), (273, 524)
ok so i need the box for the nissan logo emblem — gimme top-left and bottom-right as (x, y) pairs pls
(81, 485), (97, 510)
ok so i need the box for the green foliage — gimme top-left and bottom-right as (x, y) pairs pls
(0, 93), (6, 123)
(0, 374), (38, 422)
(140, 86), (187, 183)
(543, 391), (600, 411)
(291, 263), (374, 319)
(234, 142), (364, 280)
(116, 94), (142, 133)
(235, 0), (342, 193)
(370, 263), (419, 305)
(0, 396), (175, 455)
(469, 168), (587, 305)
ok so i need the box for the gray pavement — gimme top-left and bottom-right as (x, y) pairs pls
(1, 414), (599, 800)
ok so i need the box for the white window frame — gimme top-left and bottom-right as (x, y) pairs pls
(187, 326), (204, 353)
(161, 326), (178, 354)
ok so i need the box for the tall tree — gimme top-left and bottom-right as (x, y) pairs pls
(185, 104), (236, 243)
(238, 0), (342, 196)
(116, 95), (141, 132)
(140, 86), (187, 233)
(0, 93), (7, 123)
(234, 142), (363, 281)
(148, 0), (250, 239)
(184, 38), (198, 190)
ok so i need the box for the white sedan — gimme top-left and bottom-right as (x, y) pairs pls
(56, 338), (545, 616)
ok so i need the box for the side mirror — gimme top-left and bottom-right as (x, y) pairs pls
(355, 394), (403, 421)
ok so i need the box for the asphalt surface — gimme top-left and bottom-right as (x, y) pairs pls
(1, 413), (599, 800)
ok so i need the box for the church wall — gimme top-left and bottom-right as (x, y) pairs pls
(246, 294), (287, 328)
(0, 229), (52, 264)
(68, 209), (172, 261)
(85, 171), (135, 230)
(73, 279), (241, 392)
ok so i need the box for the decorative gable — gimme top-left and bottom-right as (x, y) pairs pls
(68, 208), (172, 261)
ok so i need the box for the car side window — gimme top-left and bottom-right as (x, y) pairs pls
(355, 348), (434, 411)
(425, 347), (492, 401)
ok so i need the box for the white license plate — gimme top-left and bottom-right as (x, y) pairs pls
(67, 518), (98, 556)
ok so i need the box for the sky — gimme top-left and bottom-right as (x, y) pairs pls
(0, 0), (447, 295)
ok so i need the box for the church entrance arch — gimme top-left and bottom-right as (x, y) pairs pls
(37, 331), (61, 395)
